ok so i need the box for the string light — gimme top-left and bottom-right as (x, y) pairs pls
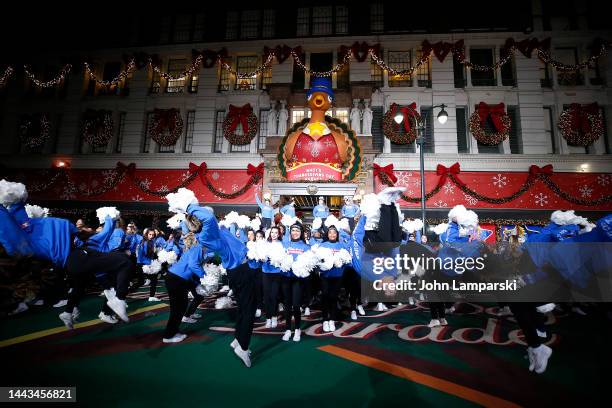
(24, 64), (71, 88)
(149, 55), (203, 81)
(537, 44), (607, 71)
(0, 66), (14, 87)
(290, 50), (352, 77)
(220, 53), (275, 79)
(84, 59), (136, 86)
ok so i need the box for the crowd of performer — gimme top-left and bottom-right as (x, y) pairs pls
(1, 178), (610, 373)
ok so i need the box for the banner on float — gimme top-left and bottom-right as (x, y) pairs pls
(478, 223), (496, 243)
(286, 162), (343, 181)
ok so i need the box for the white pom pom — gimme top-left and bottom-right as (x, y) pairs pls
(551, 210), (576, 226)
(433, 223), (449, 235)
(281, 214), (300, 227)
(247, 240), (268, 261)
(291, 250), (319, 277)
(25, 204), (49, 218)
(143, 260), (162, 275)
(312, 217), (322, 230)
(267, 242), (288, 267)
(96, 207), (120, 224)
(157, 250), (178, 265)
(215, 296), (235, 309)
(458, 210), (478, 228)
(280, 254), (294, 272)
(448, 205), (467, 222)
(0, 180), (28, 207)
(333, 248), (352, 268)
(360, 193), (381, 230)
(263, 192), (271, 201)
(377, 187), (406, 205)
(337, 218), (350, 232)
(311, 245), (335, 271)
(237, 215), (251, 229)
(166, 188), (198, 214)
(324, 214), (339, 228)
(250, 217), (261, 231)
(224, 211), (240, 225)
(166, 213), (185, 230)
(402, 219), (425, 234)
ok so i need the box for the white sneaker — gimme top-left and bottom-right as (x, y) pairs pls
(31, 299), (44, 306)
(445, 306), (456, 314)
(536, 329), (547, 338)
(72, 307), (80, 321)
(103, 288), (116, 301)
(227, 289), (233, 297)
(234, 346), (252, 368)
(98, 312), (118, 324)
(163, 333), (187, 343)
(375, 303), (385, 311)
(439, 318), (448, 326)
(188, 292), (194, 299)
(536, 303), (555, 313)
(53, 299), (68, 308)
(255, 309), (262, 318)
(271, 316), (278, 328)
(428, 319), (441, 328)
(144, 279), (151, 286)
(265, 319), (272, 328)
(381, 303), (389, 311)
(148, 296), (160, 302)
(9, 302), (28, 315)
(304, 307), (311, 316)
(329, 320), (336, 332)
(351, 310), (357, 320)
(182, 316), (197, 324)
(278, 303), (285, 312)
(323, 321), (330, 332)
(357, 305), (365, 315)
(282, 330), (292, 341)
(190, 312), (202, 319)
(530, 344), (552, 374)
(230, 338), (239, 349)
(527, 348), (535, 372)
(59, 311), (74, 329)
(293, 329), (301, 342)
(107, 298), (129, 322)
(408, 297), (415, 306)
(572, 306), (587, 316)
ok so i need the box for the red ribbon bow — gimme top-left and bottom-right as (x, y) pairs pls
(436, 163), (464, 187)
(390, 103), (419, 132)
(569, 103), (600, 135)
(189, 162), (207, 175)
(247, 163), (265, 177)
(117, 162), (136, 177)
(529, 164), (554, 176)
(227, 104), (253, 134)
(373, 163), (397, 184)
(422, 40), (453, 63)
(477, 102), (506, 132)
(351, 42), (372, 62)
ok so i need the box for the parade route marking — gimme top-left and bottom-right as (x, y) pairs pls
(318, 345), (522, 408)
(0, 303), (168, 349)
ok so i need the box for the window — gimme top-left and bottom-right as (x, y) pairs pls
(241, 10), (260, 39)
(470, 49), (496, 86)
(456, 107), (469, 153)
(371, 3), (384, 33)
(166, 59), (186, 93)
(589, 49), (606, 85)
(297, 8), (310, 37)
(261, 63), (272, 90)
(218, 57), (232, 91)
(420, 107), (434, 153)
(159, 16), (171, 44)
(213, 111), (225, 153)
(416, 49), (432, 88)
(225, 11), (239, 40)
(543, 106), (556, 153)
(193, 13), (205, 41)
(335, 6), (349, 35)
(388, 51), (412, 87)
(555, 47), (583, 86)
(235, 56), (258, 90)
(142, 112), (153, 153)
(309, 53), (333, 88)
(500, 56), (517, 86)
(291, 108), (309, 125)
(150, 69), (161, 94)
(173, 14), (192, 42)
(336, 52), (350, 89)
(540, 60), (553, 88)
(507, 106), (522, 154)
(292, 52), (306, 89)
(99, 62), (122, 95)
(51, 114), (62, 154)
(371, 106), (384, 151)
(328, 108), (350, 124)
(189, 73), (198, 93)
(453, 57), (466, 88)
(115, 112), (126, 153)
(183, 111), (195, 153)
(371, 56), (384, 87)
(258, 109), (269, 150)
(312, 6), (332, 36)
(262, 10), (275, 38)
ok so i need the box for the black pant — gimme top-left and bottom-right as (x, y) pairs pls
(509, 303), (543, 348)
(262, 273), (281, 319)
(227, 263), (258, 350)
(343, 267), (361, 309)
(261, 217), (272, 230)
(254, 268), (263, 310)
(429, 302), (446, 319)
(321, 277), (342, 321)
(185, 287), (204, 317)
(149, 272), (160, 297)
(65, 249), (132, 314)
(281, 276), (303, 330)
(164, 272), (191, 339)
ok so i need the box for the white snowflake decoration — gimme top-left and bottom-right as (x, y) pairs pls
(492, 174), (508, 188)
(534, 193), (548, 207)
(180, 172), (191, 182)
(61, 184), (77, 200)
(443, 183), (455, 194)
(597, 174), (611, 186)
(139, 178), (151, 190)
(132, 195), (143, 202)
(395, 171), (413, 186)
(579, 185), (593, 198)
(433, 200), (448, 208)
(211, 172), (220, 180)
(157, 185), (169, 193)
(232, 184), (239, 192)
(102, 170), (117, 184)
(463, 193), (478, 206)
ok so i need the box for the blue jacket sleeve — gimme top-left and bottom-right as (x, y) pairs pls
(0, 205), (33, 256)
(86, 216), (115, 252)
(108, 229), (126, 252)
(255, 194), (264, 211)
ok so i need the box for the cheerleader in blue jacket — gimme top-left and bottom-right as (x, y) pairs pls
(255, 193), (277, 230)
(261, 226), (283, 329)
(137, 228), (160, 301)
(317, 225), (349, 332)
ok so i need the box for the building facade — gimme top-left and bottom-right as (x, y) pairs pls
(0, 0), (611, 224)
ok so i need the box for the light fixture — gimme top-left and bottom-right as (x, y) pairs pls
(437, 104), (448, 124)
(394, 112), (404, 124)
(55, 160), (68, 168)
(580, 163), (589, 172)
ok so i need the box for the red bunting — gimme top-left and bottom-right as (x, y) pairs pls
(436, 163), (464, 188)
(529, 164), (554, 176)
(247, 163), (265, 177)
(477, 102), (507, 133)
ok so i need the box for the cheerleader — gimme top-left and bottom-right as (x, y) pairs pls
(246, 230), (265, 318)
(255, 193), (276, 230)
(138, 228), (160, 302)
(280, 198), (296, 217)
(340, 195), (360, 231)
(317, 225), (348, 332)
(280, 223), (311, 342)
(261, 226), (283, 328)
(313, 197), (330, 219)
